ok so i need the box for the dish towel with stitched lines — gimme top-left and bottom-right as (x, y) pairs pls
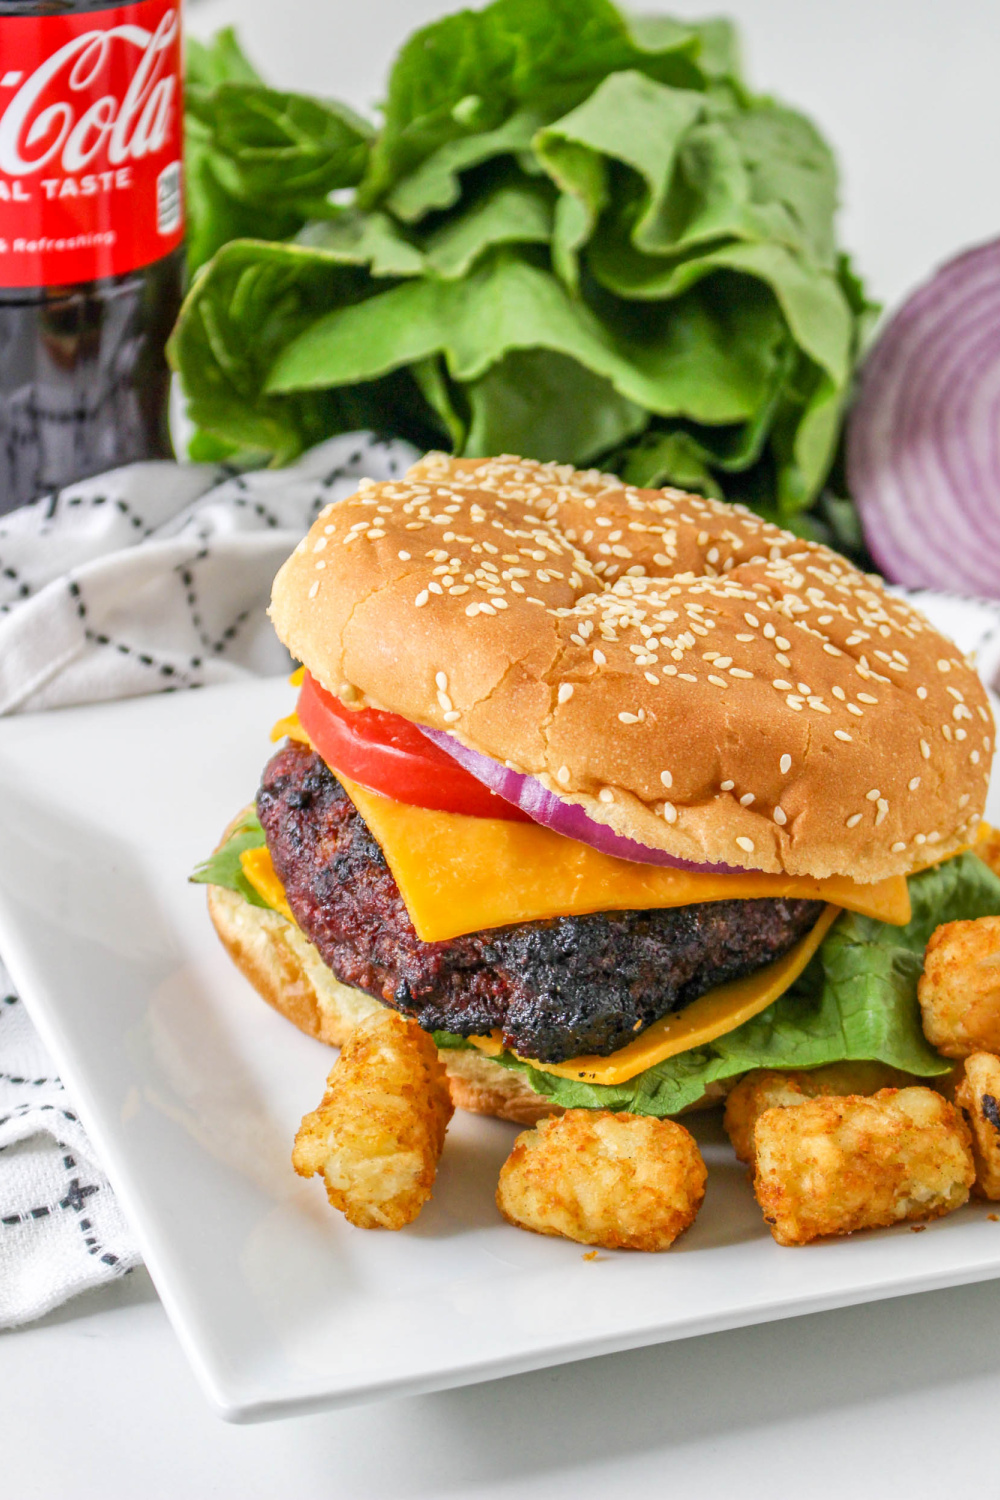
(0, 432), (417, 1327)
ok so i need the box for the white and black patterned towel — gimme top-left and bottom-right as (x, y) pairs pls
(0, 432), (417, 1328)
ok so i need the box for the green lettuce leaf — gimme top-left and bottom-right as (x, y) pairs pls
(190, 809), (269, 909)
(184, 42), (372, 276)
(167, 240), (446, 463)
(186, 27), (262, 92)
(441, 853), (1000, 1117)
(268, 250), (787, 435)
(359, 0), (712, 208)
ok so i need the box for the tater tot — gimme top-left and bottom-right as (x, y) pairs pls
(753, 1087), (974, 1246)
(918, 917), (1000, 1058)
(292, 1008), (453, 1229)
(725, 1062), (916, 1165)
(955, 1052), (1000, 1200)
(974, 822), (1000, 880)
(496, 1109), (706, 1252)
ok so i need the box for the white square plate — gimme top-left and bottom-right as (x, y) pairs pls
(1, 653), (999, 1423)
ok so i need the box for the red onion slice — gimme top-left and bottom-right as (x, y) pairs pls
(420, 727), (740, 873)
(847, 238), (1000, 598)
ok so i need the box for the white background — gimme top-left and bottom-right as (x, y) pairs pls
(6, 2), (1000, 1495)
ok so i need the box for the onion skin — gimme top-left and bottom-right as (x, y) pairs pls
(847, 238), (1000, 599)
(420, 728), (740, 873)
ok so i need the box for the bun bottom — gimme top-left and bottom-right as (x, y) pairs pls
(207, 884), (560, 1126)
(208, 884), (735, 1124)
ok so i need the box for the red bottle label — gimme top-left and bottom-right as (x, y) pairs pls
(0, 0), (183, 288)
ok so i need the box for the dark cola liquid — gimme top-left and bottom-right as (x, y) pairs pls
(0, 0), (183, 513)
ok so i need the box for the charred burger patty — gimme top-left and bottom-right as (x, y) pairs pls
(258, 743), (824, 1064)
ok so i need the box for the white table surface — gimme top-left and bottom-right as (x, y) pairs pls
(7, 1), (1000, 1492)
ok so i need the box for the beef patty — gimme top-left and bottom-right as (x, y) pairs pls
(257, 742), (825, 1064)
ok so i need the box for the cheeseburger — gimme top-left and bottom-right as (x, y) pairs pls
(195, 453), (999, 1126)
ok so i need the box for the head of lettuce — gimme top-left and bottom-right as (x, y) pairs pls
(174, 0), (875, 539)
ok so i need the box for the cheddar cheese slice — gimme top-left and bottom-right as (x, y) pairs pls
(337, 776), (910, 939)
(467, 903), (841, 1085)
(240, 846), (296, 924)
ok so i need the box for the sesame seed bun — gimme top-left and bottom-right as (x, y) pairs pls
(269, 454), (992, 883)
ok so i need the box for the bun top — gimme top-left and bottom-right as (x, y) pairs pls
(269, 453), (993, 882)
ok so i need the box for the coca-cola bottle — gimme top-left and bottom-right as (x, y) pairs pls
(0, 0), (184, 514)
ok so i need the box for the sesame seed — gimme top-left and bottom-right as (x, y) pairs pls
(834, 729), (853, 742)
(774, 806), (787, 825)
(443, 709), (460, 723)
(708, 675), (728, 689)
(593, 649), (607, 665)
(891, 841), (906, 853)
(308, 581), (320, 599)
(660, 770), (673, 788)
(915, 833), (927, 845)
(730, 667), (754, 680)
(866, 788), (880, 801)
(740, 792), (755, 806)
(920, 739), (930, 759)
(398, 550), (411, 561)
(937, 659), (951, 672)
(775, 653), (792, 668)
(971, 749), (981, 764)
(745, 613), (760, 628)
(558, 683), (574, 704)
(908, 776), (921, 791)
(315, 560), (326, 571)
(720, 780), (735, 791)
(415, 590), (429, 608)
(598, 787), (615, 803)
(917, 686), (928, 699)
(557, 765), (571, 785)
(435, 671), (448, 690)
(773, 680), (793, 691)
(679, 673), (698, 683)
(775, 636), (791, 651)
(846, 813), (862, 828)
(437, 691), (453, 712)
(662, 801), (678, 823)
(618, 711), (640, 724)
(735, 836), (755, 853)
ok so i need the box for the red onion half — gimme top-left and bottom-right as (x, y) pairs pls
(420, 727), (740, 873)
(847, 238), (1000, 599)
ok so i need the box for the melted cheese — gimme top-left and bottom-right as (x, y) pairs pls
(240, 846), (296, 924)
(337, 776), (910, 939)
(468, 903), (841, 1085)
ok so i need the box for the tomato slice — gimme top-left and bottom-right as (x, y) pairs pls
(296, 672), (531, 821)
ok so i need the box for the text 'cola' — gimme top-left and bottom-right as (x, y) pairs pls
(0, 0), (184, 513)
